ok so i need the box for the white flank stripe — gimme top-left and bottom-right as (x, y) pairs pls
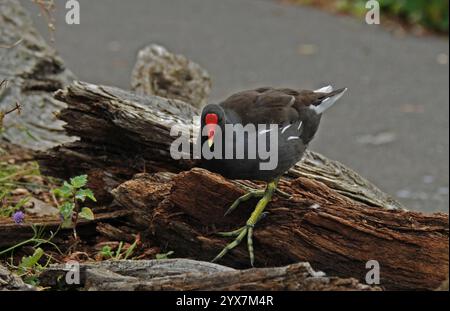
(289, 96), (295, 105)
(281, 124), (292, 134)
(297, 121), (303, 130)
(287, 136), (299, 141)
(258, 128), (272, 135)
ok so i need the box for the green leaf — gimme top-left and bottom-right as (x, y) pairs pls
(19, 248), (44, 272)
(23, 276), (40, 286)
(59, 202), (74, 220)
(61, 217), (73, 229)
(101, 245), (113, 258)
(75, 189), (97, 202)
(70, 175), (88, 189)
(156, 251), (174, 260)
(79, 207), (94, 221)
(52, 181), (73, 198)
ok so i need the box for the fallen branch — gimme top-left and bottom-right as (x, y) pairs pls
(39, 259), (379, 291)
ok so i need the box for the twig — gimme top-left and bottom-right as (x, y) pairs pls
(0, 38), (23, 49)
(0, 80), (7, 89)
(32, 0), (56, 42)
(3, 102), (22, 116)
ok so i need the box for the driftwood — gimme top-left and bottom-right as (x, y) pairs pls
(131, 44), (211, 108)
(0, 0), (75, 150)
(39, 259), (379, 291)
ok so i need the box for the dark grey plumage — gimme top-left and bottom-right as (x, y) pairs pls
(199, 86), (346, 181)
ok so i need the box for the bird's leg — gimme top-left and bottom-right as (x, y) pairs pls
(227, 179), (290, 216)
(213, 178), (279, 266)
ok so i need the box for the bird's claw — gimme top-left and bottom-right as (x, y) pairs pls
(212, 224), (255, 266)
(213, 179), (278, 266)
(216, 226), (246, 237)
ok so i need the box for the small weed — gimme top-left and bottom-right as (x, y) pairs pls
(52, 175), (96, 238)
(16, 247), (52, 286)
(99, 237), (140, 261)
(0, 225), (62, 257)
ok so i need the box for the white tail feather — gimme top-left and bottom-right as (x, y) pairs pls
(311, 88), (347, 114)
(314, 85), (333, 93)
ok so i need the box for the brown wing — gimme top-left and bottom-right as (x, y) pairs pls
(219, 87), (334, 125)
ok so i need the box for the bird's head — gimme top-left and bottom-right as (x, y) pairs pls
(200, 104), (226, 148)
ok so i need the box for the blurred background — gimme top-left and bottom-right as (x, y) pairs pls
(20, 0), (449, 212)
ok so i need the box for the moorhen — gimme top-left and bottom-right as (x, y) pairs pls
(199, 85), (347, 265)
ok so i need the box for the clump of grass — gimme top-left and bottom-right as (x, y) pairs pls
(98, 238), (140, 261)
(0, 160), (40, 218)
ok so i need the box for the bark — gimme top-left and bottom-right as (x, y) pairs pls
(39, 259), (379, 291)
(112, 170), (449, 291)
(0, 263), (34, 291)
(0, 0), (75, 150)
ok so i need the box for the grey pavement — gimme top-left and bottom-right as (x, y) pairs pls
(20, 0), (449, 212)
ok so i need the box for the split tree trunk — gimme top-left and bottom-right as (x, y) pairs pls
(111, 169), (448, 291)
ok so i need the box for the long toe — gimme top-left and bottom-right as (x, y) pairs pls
(216, 226), (245, 237)
(212, 226), (248, 263)
(224, 190), (265, 216)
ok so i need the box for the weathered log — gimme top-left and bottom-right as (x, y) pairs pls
(39, 259), (379, 291)
(0, 0), (75, 150)
(112, 170), (449, 291)
(38, 81), (403, 211)
(131, 44), (211, 108)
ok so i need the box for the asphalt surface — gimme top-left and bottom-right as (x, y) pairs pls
(21, 0), (449, 212)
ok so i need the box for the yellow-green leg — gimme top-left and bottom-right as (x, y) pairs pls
(224, 190), (265, 216)
(212, 178), (278, 266)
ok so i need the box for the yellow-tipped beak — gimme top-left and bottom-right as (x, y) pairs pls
(207, 137), (214, 148)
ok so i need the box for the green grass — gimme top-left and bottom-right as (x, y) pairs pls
(296, 0), (449, 33)
(0, 160), (40, 217)
(375, 0), (447, 33)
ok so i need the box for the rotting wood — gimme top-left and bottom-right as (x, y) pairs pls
(112, 170), (449, 290)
